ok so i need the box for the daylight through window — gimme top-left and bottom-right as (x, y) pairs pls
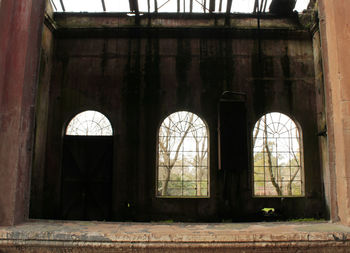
(253, 112), (303, 197)
(66, 110), (113, 136)
(157, 111), (209, 197)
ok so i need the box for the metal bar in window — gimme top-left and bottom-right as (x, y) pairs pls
(148, 0), (150, 12)
(219, 0), (222, 12)
(101, 0), (106, 11)
(177, 0), (180, 12)
(204, 0), (207, 13)
(59, 0), (65, 11)
(190, 0), (193, 12)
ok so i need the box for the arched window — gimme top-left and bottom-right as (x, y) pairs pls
(66, 110), (113, 136)
(157, 111), (209, 197)
(253, 112), (303, 197)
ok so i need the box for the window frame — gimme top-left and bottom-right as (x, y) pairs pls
(65, 110), (113, 137)
(251, 112), (305, 198)
(156, 111), (210, 199)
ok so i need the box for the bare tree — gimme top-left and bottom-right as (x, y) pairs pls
(158, 112), (194, 195)
(253, 113), (302, 196)
(263, 115), (283, 196)
(191, 126), (208, 196)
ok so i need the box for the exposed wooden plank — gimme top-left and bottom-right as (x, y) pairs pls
(253, 0), (259, 13)
(259, 0), (267, 12)
(129, 0), (139, 12)
(262, 0), (268, 12)
(209, 0), (215, 13)
(134, 0), (139, 13)
(49, 0), (58, 11)
(226, 0), (232, 14)
(101, 0), (106, 11)
(129, 0), (134, 11)
(60, 0), (66, 11)
(154, 0), (158, 12)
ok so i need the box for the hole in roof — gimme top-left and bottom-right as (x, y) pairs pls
(49, 0), (310, 13)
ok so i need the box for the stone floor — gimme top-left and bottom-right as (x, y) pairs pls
(1, 220), (350, 252)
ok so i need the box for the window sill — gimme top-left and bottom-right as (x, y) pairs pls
(1, 220), (350, 252)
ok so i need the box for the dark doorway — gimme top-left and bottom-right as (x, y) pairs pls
(60, 135), (113, 221)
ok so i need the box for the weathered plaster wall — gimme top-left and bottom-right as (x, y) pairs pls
(0, 0), (46, 226)
(33, 15), (325, 221)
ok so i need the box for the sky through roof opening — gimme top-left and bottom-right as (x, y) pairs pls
(50, 0), (310, 13)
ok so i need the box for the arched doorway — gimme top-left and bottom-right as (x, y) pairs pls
(61, 110), (113, 220)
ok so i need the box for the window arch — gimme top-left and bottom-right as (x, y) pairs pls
(253, 112), (303, 197)
(66, 110), (113, 136)
(157, 111), (209, 197)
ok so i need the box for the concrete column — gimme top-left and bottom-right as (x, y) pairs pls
(319, 0), (350, 225)
(0, 0), (46, 225)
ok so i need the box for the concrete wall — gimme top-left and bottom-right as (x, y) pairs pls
(319, 0), (350, 225)
(31, 14), (325, 221)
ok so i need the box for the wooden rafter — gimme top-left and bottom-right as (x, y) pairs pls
(209, 0), (215, 13)
(129, 0), (139, 12)
(253, 0), (259, 13)
(59, 0), (65, 11)
(154, 0), (158, 12)
(226, 0), (232, 14)
(101, 0), (106, 11)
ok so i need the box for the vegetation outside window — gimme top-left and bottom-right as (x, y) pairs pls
(253, 112), (304, 197)
(157, 111), (209, 198)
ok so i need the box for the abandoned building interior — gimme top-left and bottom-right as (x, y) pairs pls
(1, 0), (350, 251)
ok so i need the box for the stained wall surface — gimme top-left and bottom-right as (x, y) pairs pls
(31, 14), (325, 221)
